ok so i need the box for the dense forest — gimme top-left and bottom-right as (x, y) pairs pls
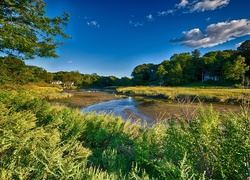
(1, 40), (250, 88)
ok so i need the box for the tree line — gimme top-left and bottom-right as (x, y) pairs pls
(1, 40), (250, 88)
(0, 0), (249, 88)
(0, 56), (133, 87)
(132, 42), (250, 87)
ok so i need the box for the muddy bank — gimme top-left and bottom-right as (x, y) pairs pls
(51, 90), (119, 108)
(136, 100), (248, 121)
(51, 89), (249, 123)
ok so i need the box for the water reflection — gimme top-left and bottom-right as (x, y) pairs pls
(81, 97), (153, 123)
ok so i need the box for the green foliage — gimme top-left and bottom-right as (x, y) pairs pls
(130, 47), (250, 86)
(220, 110), (250, 179)
(131, 63), (158, 85)
(0, 56), (54, 84)
(0, 0), (70, 59)
(1, 88), (250, 179)
(223, 55), (249, 81)
(0, 92), (91, 179)
(180, 153), (205, 180)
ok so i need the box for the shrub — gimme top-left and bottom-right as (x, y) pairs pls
(1, 89), (249, 179)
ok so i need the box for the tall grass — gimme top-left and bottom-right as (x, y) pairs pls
(0, 83), (72, 100)
(0, 88), (249, 179)
(117, 86), (249, 103)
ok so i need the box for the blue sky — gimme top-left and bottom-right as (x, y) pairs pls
(26, 0), (250, 78)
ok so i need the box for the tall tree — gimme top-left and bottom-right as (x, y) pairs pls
(192, 49), (201, 59)
(238, 40), (250, 77)
(131, 63), (157, 85)
(237, 40), (250, 52)
(0, 0), (70, 59)
(62, 71), (83, 86)
(168, 61), (183, 85)
(154, 64), (167, 85)
(170, 52), (195, 84)
(223, 55), (249, 83)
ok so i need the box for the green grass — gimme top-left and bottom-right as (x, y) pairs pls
(117, 86), (250, 103)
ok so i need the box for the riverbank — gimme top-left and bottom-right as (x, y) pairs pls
(117, 86), (250, 103)
(50, 90), (119, 108)
(136, 100), (247, 121)
(51, 89), (249, 123)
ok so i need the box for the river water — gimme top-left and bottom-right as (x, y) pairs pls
(81, 97), (154, 124)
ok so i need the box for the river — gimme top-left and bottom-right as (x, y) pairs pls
(81, 97), (154, 125)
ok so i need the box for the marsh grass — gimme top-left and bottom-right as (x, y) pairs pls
(117, 86), (249, 103)
(0, 83), (72, 100)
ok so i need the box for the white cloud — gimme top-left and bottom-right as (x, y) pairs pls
(176, 0), (189, 8)
(170, 19), (250, 48)
(235, 42), (243, 48)
(158, 9), (175, 16)
(67, 61), (73, 64)
(129, 20), (144, 27)
(87, 20), (100, 28)
(192, 0), (230, 12)
(146, 14), (154, 21)
(145, 0), (229, 24)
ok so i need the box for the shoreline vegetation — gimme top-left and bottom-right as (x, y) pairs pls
(116, 86), (250, 104)
(116, 86), (250, 120)
(40, 85), (249, 121)
(1, 84), (250, 179)
(23, 84), (248, 122)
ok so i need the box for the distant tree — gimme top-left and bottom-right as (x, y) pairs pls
(168, 62), (183, 85)
(203, 51), (227, 81)
(238, 40), (250, 77)
(131, 63), (157, 85)
(160, 60), (170, 70)
(192, 49), (201, 59)
(191, 49), (204, 81)
(95, 76), (118, 87)
(237, 40), (250, 52)
(26, 66), (47, 82)
(0, 0), (70, 59)
(82, 74), (93, 87)
(62, 71), (83, 86)
(154, 64), (167, 85)
(117, 77), (133, 86)
(170, 52), (195, 84)
(223, 55), (249, 83)
(0, 56), (27, 83)
(53, 71), (64, 81)
(91, 73), (101, 86)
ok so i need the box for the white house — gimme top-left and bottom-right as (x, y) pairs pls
(64, 81), (74, 87)
(51, 80), (63, 85)
(203, 72), (218, 82)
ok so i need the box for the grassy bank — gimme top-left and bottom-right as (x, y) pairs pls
(117, 86), (250, 103)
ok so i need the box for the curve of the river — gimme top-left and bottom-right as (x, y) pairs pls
(81, 97), (154, 125)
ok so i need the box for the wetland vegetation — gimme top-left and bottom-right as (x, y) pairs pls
(1, 84), (250, 179)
